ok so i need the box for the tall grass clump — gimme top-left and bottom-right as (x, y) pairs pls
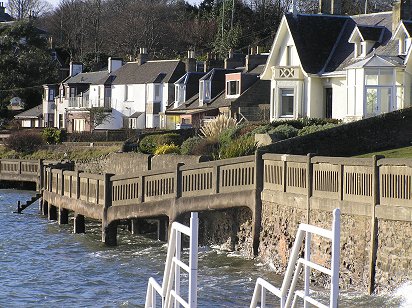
(200, 115), (237, 141)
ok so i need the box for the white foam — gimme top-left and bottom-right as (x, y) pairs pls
(394, 281), (412, 307)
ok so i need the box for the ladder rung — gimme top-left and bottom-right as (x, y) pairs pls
(298, 258), (332, 276)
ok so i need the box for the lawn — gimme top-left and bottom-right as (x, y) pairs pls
(356, 146), (412, 158)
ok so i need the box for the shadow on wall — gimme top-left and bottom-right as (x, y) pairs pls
(261, 107), (412, 157)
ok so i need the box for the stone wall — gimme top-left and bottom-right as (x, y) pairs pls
(375, 219), (412, 292)
(151, 155), (209, 170)
(259, 201), (371, 292)
(177, 208), (254, 258)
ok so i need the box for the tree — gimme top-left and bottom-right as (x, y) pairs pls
(7, 0), (52, 19)
(85, 107), (113, 131)
(0, 20), (59, 109)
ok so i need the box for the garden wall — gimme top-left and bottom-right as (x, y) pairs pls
(261, 107), (412, 156)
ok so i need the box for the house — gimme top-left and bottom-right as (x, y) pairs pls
(0, 3), (12, 22)
(163, 52), (269, 128)
(106, 51), (186, 129)
(53, 58), (122, 133)
(14, 105), (42, 128)
(262, 0), (412, 122)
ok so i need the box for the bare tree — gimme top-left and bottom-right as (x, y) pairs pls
(8, 0), (52, 19)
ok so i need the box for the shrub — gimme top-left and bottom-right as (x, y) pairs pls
(42, 128), (63, 144)
(5, 130), (44, 153)
(154, 144), (180, 155)
(200, 115), (237, 140)
(139, 133), (182, 154)
(190, 138), (220, 159)
(219, 135), (257, 159)
(298, 123), (338, 136)
(180, 136), (203, 155)
(268, 124), (299, 140)
(218, 126), (242, 146)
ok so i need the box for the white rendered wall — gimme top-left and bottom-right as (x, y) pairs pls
(307, 77), (323, 118)
(331, 77), (347, 119)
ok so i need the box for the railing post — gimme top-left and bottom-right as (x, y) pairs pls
(138, 175), (144, 203)
(76, 171), (81, 200)
(252, 150), (264, 257)
(175, 163), (184, 199)
(38, 159), (44, 191)
(306, 153), (314, 224)
(102, 173), (116, 246)
(59, 170), (64, 196)
(212, 164), (220, 194)
(282, 155), (287, 192)
(18, 160), (22, 175)
(368, 155), (383, 294)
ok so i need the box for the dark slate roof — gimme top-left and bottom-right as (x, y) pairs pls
(200, 68), (238, 82)
(110, 60), (186, 85)
(357, 25), (384, 42)
(175, 72), (206, 85)
(0, 8), (13, 22)
(65, 70), (109, 85)
(285, 13), (349, 74)
(14, 105), (42, 119)
(248, 64), (266, 75)
(403, 21), (412, 36)
(286, 12), (402, 74)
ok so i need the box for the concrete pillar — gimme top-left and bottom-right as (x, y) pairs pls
(38, 197), (43, 213)
(103, 221), (117, 246)
(48, 204), (57, 221)
(74, 213), (85, 233)
(42, 200), (49, 216)
(252, 150), (263, 256)
(157, 217), (168, 242)
(58, 208), (69, 225)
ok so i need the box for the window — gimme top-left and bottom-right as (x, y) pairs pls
(286, 45), (292, 66)
(365, 69), (394, 86)
(125, 85), (132, 101)
(226, 80), (240, 96)
(70, 87), (76, 98)
(199, 80), (211, 103)
(280, 89), (294, 116)
(73, 119), (86, 132)
(403, 34), (410, 55)
(154, 84), (161, 100)
(48, 89), (55, 101)
(175, 85), (185, 104)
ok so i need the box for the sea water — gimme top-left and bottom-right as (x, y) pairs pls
(0, 189), (407, 307)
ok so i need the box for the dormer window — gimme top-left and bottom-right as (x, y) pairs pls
(48, 89), (55, 102)
(349, 25), (383, 59)
(393, 21), (412, 56)
(226, 80), (240, 97)
(175, 84), (185, 105)
(199, 80), (211, 104)
(402, 33), (411, 55)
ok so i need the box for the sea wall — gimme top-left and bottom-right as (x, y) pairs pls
(259, 201), (371, 291)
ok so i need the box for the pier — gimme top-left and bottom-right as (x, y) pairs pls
(3, 154), (412, 293)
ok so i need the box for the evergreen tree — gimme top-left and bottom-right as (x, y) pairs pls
(0, 20), (59, 109)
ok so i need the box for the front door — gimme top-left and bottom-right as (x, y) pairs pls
(325, 88), (332, 118)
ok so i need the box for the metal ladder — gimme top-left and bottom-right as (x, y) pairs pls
(145, 212), (199, 308)
(250, 208), (341, 308)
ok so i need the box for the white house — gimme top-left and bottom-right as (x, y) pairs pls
(262, 0), (412, 122)
(107, 56), (186, 129)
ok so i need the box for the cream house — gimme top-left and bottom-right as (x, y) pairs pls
(262, 0), (412, 122)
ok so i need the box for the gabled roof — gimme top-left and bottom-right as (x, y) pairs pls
(14, 105), (42, 119)
(109, 60), (185, 85)
(280, 12), (402, 75)
(65, 70), (109, 85)
(200, 68), (238, 82)
(0, 8), (13, 22)
(175, 72), (206, 85)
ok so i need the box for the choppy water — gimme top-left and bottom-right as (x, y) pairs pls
(0, 189), (408, 307)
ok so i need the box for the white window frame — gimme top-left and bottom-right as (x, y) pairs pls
(226, 80), (240, 97)
(279, 88), (294, 117)
(175, 84), (186, 105)
(48, 89), (55, 102)
(154, 84), (161, 101)
(199, 80), (211, 104)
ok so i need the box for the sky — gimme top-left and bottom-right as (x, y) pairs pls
(45, 0), (203, 9)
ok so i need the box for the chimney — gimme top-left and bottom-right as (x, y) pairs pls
(393, 1), (412, 32)
(0, 2), (5, 14)
(224, 49), (244, 69)
(246, 53), (268, 72)
(69, 62), (83, 77)
(108, 57), (123, 73)
(137, 47), (148, 65)
(319, 0), (341, 15)
(185, 50), (196, 73)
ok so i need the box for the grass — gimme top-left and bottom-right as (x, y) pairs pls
(356, 146), (412, 158)
(0, 145), (122, 161)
